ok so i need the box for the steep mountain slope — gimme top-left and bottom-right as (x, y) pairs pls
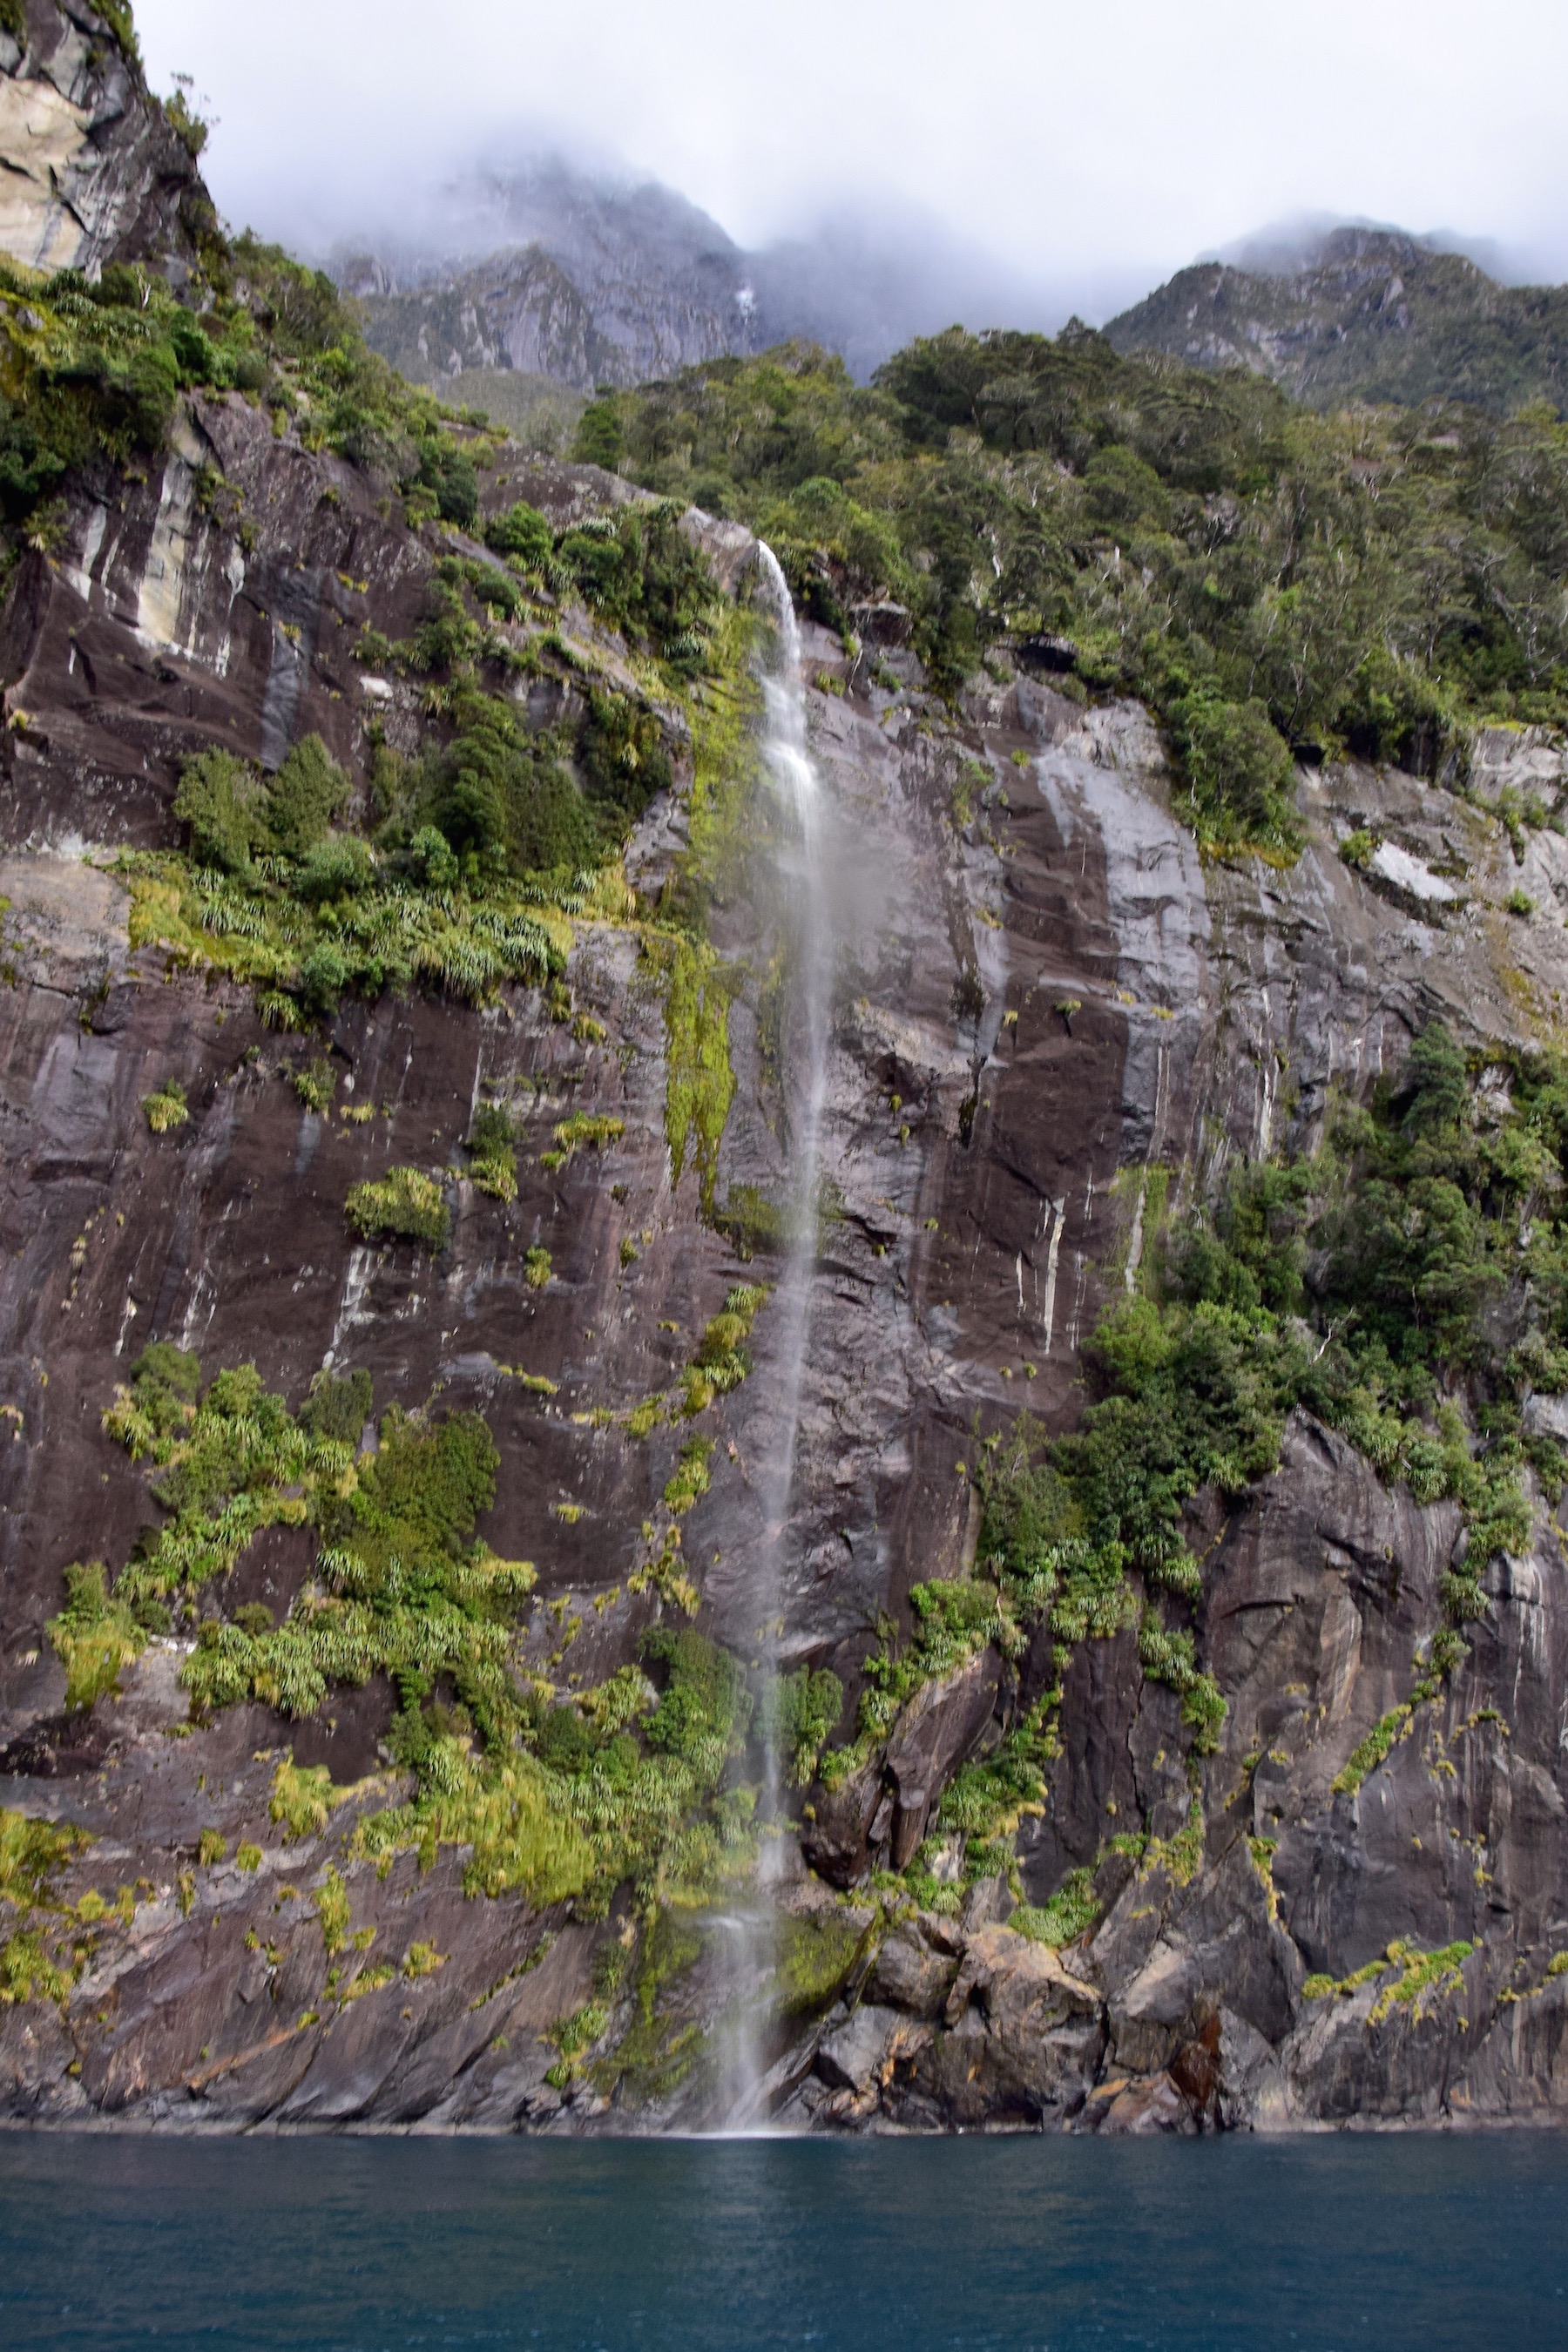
(6, 2), (1568, 2139)
(1106, 226), (1568, 416)
(341, 166), (755, 396)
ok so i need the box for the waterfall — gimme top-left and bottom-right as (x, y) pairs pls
(712, 543), (833, 2131)
(753, 541), (831, 1813)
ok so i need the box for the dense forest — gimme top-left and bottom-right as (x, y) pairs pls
(584, 328), (1568, 855)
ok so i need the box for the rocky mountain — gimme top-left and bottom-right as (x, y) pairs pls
(1105, 225), (1568, 415)
(339, 165), (757, 396)
(6, 0), (1568, 2141)
(338, 165), (1062, 397)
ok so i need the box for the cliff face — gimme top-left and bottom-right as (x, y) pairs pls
(0, 0), (205, 277)
(6, 457), (1568, 2128)
(344, 168), (759, 398)
(8, 7), (1568, 2140)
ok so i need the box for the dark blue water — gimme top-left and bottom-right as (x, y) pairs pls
(1, 2130), (1565, 2350)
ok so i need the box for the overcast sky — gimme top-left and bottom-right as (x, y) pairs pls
(134, 0), (1568, 311)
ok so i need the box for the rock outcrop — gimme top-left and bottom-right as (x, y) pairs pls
(0, 1), (204, 277)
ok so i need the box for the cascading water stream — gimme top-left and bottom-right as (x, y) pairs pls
(711, 543), (833, 2130)
(752, 541), (833, 1828)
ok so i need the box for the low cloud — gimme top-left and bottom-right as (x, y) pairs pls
(136, 0), (1568, 321)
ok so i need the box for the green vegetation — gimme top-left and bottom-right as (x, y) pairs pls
(186, 1403), (532, 1731)
(0, 220), (458, 575)
(112, 501), (742, 1055)
(1013, 1867), (1099, 1950)
(681, 1284), (768, 1416)
(821, 1578), (1000, 1803)
(603, 331), (1568, 855)
(103, 1346), (321, 1606)
(269, 1756), (341, 1841)
(128, 827), (557, 1026)
(1334, 1705), (1416, 1796)
(465, 1103), (517, 1202)
(759, 1666), (845, 1787)
(0, 1807), (94, 2011)
(45, 1559), (150, 1711)
(141, 1079), (188, 1134)
(713, 1184), (787, 1260)
(314, 1865), (350, 1953)
(1302, 1937), (1475, 2024)
(174, 735), (349, 873)
(540, 1112), (625, 1173)
(293, 1057), (336, 1115)
(662, 1438), (713, 1517)
(345, 1166), (450, 1251)
(978, 1017), (1558, 1693)
(592, 1904), (705, 2105)
(75, 1335), (796, 1937)
(356, 1625), (757, 1915)
(550, 503), (718, 677)
(810, 1017), (1562, 1918)
(657, 935), (736, 1216)
(0, 141), (737, 1040)
(775, 1908), (864, 2013)
(85, 1348), (533, 1753)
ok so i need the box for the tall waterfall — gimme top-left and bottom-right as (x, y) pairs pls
(753, 541), (831, 1812)
(712, 543), (834, 2129)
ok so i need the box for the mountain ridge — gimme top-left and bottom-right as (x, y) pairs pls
(333, 159), (1072, 394)
(1106, 225), (1568, 415)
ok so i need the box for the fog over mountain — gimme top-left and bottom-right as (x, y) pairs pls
(322, 155), (1151, 390)
(133, 0), (1568, 368)
(1206, 214), (1545, 288)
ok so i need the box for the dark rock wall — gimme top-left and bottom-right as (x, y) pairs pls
(7, 10), (1568, 2120)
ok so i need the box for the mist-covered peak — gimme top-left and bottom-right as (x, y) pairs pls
(1107, 219), (1568, 415)
(328, 150), (1092, 402)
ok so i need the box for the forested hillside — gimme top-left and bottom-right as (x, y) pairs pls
(589, 324), (1568, 857)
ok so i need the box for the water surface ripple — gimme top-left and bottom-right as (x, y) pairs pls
(3, 2131), (1567, 2349)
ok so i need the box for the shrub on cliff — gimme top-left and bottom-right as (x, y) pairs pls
(485, 498), (553, 567)
(413, 434), (477, 528)
(345, 1166), (450, 1251)
(1167, 689), (1302, 862)
(173, 735), (348, 872)
(45, 1559), (147, 1712)
(572, 398), (624, 470)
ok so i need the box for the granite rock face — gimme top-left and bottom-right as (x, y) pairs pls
(0, 2), (205, 277)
